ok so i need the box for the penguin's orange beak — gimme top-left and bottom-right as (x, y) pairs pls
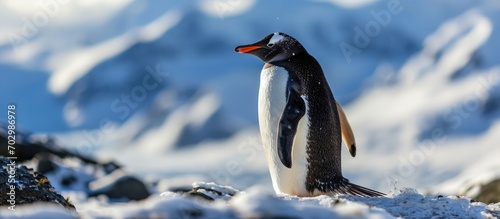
(235, 45), (262, 53)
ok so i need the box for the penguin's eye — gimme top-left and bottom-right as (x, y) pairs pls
(267, 43), (274, 48)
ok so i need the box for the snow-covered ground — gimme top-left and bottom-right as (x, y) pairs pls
(1, 0), (500, 218)
(1, 182), (500, 218)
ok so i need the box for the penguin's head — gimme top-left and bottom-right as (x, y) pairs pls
(235, 32), (305, 64)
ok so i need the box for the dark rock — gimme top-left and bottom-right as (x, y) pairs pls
(88, 170), (150, 201)
(0, 126), (122, 172)
(181, 182), (239, 202)
(35, 154), (57, 174)
(169, 187), (192, 194)
(186, 190), (216, 201)
(0, 156), (75, 211)
(474, 179), (500, 204)
(101, 161), (122, 174)
(61, 174), (78, 187)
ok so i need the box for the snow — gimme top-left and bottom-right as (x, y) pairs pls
(0, 204), (78, 219)
(48, 8), (183, 96)
(0, 1), (132, 65)
(198, 0), (256, 18)
(346, 188), (495, 219)
(1, 183), (499, 218)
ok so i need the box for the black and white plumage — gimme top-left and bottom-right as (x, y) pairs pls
(235, 32), (384, 197)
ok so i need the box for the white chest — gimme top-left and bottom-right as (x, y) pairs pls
(258, 65), (310, 196)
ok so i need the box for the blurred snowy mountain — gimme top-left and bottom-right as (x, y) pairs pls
(1, 0), (500, 195)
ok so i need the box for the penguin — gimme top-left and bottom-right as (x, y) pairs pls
(235, 32), (384, 197)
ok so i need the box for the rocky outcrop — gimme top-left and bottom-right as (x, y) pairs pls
(0, 129), (121, 174)
(474, 179), (500, 204)
(0, 156), (75, 211)
(184, 182), (239, 201)
(88, 170), (151, 201)
(0, 127), (153, 203)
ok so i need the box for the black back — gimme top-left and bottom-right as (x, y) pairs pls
(274, 52), (344, 193)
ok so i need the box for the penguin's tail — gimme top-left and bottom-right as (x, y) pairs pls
(333, 177), (385, 197)
(341, 182), (385, 197)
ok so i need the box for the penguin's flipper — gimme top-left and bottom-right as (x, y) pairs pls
(277, 82), (305, 168)
(336, 102), (356, 157)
